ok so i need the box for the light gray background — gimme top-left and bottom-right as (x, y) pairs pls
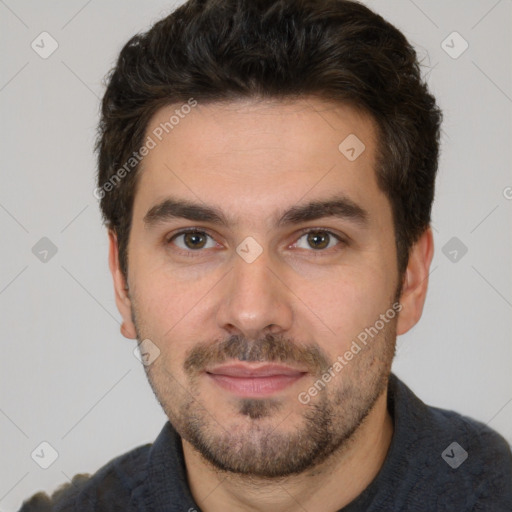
(1, 1), (511, 510)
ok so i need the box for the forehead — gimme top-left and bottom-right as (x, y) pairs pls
(132, 98), (391, 231)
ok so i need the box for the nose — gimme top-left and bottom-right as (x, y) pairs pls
(215, 245), (294, 340)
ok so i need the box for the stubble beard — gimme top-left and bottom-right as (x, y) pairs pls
(135, 318), (397, 478)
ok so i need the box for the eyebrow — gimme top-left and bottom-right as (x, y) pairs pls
(143, 195), (369, 229)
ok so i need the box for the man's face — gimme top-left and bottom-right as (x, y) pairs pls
(122, 98), (402, 477)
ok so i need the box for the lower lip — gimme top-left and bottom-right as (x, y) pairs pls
(207, 373), (305, 397)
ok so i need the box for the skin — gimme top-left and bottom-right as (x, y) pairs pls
(108, 98), (434, 511)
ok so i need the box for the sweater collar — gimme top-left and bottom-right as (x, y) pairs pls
(145, 373), (420, 511)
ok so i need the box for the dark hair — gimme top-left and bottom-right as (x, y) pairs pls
(96, 0), (442, 280)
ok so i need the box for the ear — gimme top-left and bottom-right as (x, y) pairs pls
(396, 227), (434, 336)
(108, 230), (137, 339)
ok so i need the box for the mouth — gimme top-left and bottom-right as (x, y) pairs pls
(205, 363), (307, 397)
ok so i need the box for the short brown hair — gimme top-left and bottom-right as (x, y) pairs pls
(96, 0), (442, 280)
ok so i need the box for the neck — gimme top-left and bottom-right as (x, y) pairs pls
(183, 388), (393, 512)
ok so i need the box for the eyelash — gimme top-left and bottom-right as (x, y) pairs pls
(165, 227), (347, 257)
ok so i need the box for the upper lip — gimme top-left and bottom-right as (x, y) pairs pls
(206, 363), (307, 378)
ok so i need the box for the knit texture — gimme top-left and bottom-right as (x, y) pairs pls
(18, 374), (512, 511)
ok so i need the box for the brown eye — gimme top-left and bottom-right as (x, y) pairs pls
(183, 232), (207, 249)
(307, 231), (330, 250)
(294, 230), (342, 251)
(170, 231), (216, 251)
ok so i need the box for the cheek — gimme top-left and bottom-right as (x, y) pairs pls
(130, 267), (216, 362)
(129, 269), (185, 340)
(130, 242), (199, 317)
(296, 264), (395, 349)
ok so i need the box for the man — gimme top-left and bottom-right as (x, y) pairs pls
(20, 0), (511, 510)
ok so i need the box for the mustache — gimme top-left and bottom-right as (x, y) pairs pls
(184, 333), (330, 376)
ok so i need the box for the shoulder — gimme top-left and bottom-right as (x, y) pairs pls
(427, 404), (512, 501)
(391, 375), (511, 468)
(389, 376), (512, 510)
(426, 400), (511, 469)
(18, 444), (151, 512)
